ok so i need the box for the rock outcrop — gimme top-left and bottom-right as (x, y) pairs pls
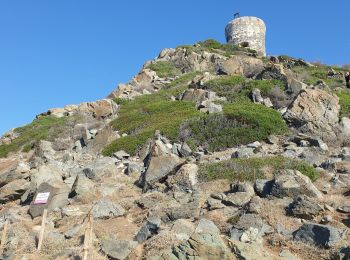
(284, 89), (340, 140)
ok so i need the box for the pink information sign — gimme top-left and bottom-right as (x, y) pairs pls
(33, 192), (50, 205)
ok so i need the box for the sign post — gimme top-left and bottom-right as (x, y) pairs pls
(37, 209), (48, 251)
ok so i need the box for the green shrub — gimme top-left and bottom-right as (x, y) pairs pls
(148, 61), (181, 78)
(336, 90), (350, 118)
(198, 156), (319, 183)
(204, 76), (284, 102)
(0, 116), (69, 158)
(102, 91), (201, 156)
(181, 102), (288, 152)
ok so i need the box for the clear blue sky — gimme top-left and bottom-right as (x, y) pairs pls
(0, 1), (349, 135)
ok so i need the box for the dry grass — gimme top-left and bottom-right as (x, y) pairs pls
(265, 233), (331, 260)
(259, 199), (300, 231)
(94, 217), (139, 241)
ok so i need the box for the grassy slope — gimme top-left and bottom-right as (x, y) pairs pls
(0, 116), (68, 158)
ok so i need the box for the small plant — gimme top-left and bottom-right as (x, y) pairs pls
(227, 215), (241, 225)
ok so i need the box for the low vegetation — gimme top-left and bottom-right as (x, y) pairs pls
(336, 90), (350, 118)
(181, 102), (288, 151)
(178, 39), (257, 57)
(291, 64), (346, 88)
(0, 116), (69, 158)
(148, 61), (181, 78)
(203, 75), (284, 102)
(199, 156), (319, 182)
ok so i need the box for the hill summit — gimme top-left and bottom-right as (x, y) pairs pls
(0, 38), (350, 259)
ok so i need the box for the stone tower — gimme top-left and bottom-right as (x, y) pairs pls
(225, 16), (266, 56)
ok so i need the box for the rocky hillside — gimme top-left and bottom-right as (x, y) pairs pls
(0, 39), (350, 259)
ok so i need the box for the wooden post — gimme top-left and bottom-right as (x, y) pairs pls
(37, 209), (48, 251)
(0, 220), (9, 253)
(83, 213), (93, 260)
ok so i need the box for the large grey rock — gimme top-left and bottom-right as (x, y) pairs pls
(35, 140), (56, 161)
(287, 196), (323, 220)
(165, 191), (201, 221)
(233, 214), (273, 238)
(83, 157), (117, 180)
(299, 148), (327, 167)
(113, 150), (130, 160)
(0, 179), (29, 203)
(178, 142), (192, 157)
(195, 219), (220, 235)
(340, 117), (350, 137)
(230, 182), (255, 196)
(254, 179), (273, 197)
(101, 238), (137, 260)
(64, 224), (82, 239)
(181, 89), (209, 104)
(217, 55), (264, 78)
(31, 164), (65, 187)
(171, 219), (195, 240)
(271, 169), (322, 199)
(207, 197), (226, 211)
(29, 182), (69, 218)
(287, 78), (307, 95)
(0, 161), (29, 187)
(283, 89), (340, 140)
(70, 175), (95, 199)
(223, 192), (252, 207)
(125, 162), (143, 176)
(135, 217), (161, 243)
(232, 148), (255, 159)
(251, 88), (264, 104)
(139, 154), (184, 191)
(293, 223), (346, 248)
(167, 233), (235, 259)
(230, 240), (271, 260)
(166, 203), (199, 222)
(92, 199), (125, 219)
(166, 163), (198, 192)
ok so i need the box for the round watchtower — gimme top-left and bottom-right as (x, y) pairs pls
(225, 16), (266, 57)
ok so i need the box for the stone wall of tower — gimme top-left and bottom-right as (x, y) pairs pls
(225, 16), (266, 56)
